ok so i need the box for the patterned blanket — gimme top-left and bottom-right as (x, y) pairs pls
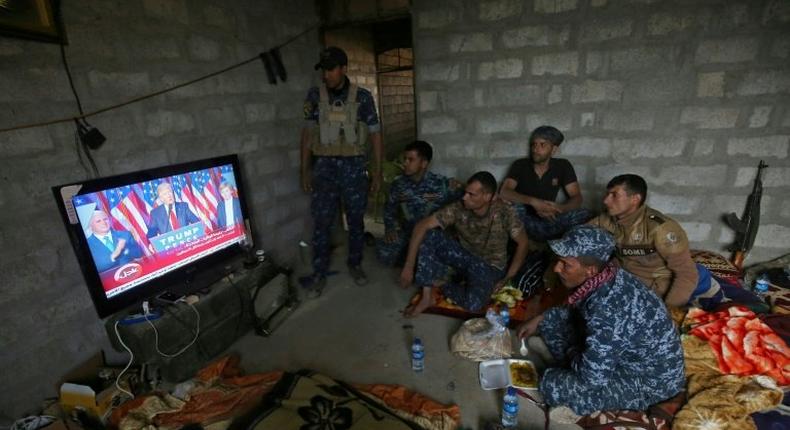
(112, 356), (460, 430)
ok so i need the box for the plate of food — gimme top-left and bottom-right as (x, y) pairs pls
(479, 358), (539, 390)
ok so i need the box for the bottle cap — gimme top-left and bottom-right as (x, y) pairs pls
(414, 337), (422, 345)
(507, 387), (516, 395)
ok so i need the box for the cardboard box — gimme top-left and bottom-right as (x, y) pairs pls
(57, 352), (126, 420)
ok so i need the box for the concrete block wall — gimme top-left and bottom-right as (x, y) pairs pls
(0, 0), (320, 418)
(379, 48), (416, 159)
(413, 0), (790, 264)
(325, 28), (380, 106)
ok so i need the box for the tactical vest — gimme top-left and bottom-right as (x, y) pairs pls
(309, 83), (369, 156)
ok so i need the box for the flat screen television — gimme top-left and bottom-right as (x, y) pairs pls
(53, 154), (254, 318)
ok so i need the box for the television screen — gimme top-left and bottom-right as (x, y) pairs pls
(53, 155), (253, 318)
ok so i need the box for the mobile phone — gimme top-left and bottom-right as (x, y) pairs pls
(156, 291), (183, 304)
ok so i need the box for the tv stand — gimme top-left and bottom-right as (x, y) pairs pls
(106, 258), (297, 382)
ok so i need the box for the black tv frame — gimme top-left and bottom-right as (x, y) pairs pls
(52, 154), (254, 318)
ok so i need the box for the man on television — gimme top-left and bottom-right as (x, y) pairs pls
(146, 182), (200, 238)
(300, 46), (383, 295)
(87, 210), (143, 273)
(216, 182), (242, 228)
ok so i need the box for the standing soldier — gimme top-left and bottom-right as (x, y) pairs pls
(300, 47), (383, 297)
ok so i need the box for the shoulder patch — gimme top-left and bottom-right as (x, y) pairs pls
(648, 214), (665, 225)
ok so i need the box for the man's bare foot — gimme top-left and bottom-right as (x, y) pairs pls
(403, 294), (433, 318)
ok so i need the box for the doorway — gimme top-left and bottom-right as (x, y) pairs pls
(321, 17), (415, 223)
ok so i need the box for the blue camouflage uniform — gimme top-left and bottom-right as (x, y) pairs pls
(303, 78), (380, 276)
(537, 226), (685, 415)
(376, 171), (462, 266)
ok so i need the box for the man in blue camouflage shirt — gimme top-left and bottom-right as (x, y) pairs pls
(517, 225), (684, 416)
(300, 47), (383, 297)
(376, 140), (462, 266)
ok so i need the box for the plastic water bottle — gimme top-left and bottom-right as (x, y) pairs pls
(499, 308), (510, 328)
(755, 275), (770, 301)
(501, 386), (519, 427)
(411, 338), (424, 372)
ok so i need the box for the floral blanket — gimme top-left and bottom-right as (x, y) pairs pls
(113, 357), (459, 430)
(231, 370), (455, 430)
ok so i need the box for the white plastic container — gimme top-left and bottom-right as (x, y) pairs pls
(479, 358), (539, 390)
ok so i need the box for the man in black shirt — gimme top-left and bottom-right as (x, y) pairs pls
(500, 126), (591, 241)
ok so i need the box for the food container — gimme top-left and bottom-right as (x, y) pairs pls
(479, 358), (539, 390)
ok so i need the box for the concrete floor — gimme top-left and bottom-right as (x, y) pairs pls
(227, 221), (580, 430)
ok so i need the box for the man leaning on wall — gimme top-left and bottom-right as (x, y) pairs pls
(500, 125), (591, 241)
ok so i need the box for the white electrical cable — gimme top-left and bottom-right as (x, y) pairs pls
(146, 302), (201, 358)
(113, 320), (136, 399)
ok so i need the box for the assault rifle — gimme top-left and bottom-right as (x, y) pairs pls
(725, 160), (768, 270)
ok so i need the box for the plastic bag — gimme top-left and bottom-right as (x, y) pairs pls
(450, 309), (512, 361)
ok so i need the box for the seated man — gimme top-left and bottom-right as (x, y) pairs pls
(376, 140), (462, 266)
(86, 210), (143, 272)
(500, 125), (591, 241)
(399, 172), (529, 316)
(588, 174), (719, 307)
(517, 225), (685, 416)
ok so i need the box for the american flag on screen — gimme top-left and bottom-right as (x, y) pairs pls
(78, 166), (235, 256)
(105, 185), (154, 255)
(171, 174), (215, 231)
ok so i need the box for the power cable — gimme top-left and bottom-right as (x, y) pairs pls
(112, 320), (136, 399)
(0, 24), (318, 134)
(59, 43), (84, 115)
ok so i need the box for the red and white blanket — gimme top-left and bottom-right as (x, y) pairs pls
(685, 306), (790, 385)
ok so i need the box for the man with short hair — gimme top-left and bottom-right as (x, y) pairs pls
(400, 172), (529, 316)
(216, 182), (242, 229)
(500, 126), (591, 241)
(300, 46), (383, 295)
(588, 174), (718, 307)
(147, 182), (200, 238)
(376, 140), (461, 266)
(87, 210), (143, 272)
(517, 225), (684, 416)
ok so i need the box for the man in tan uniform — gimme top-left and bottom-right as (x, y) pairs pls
(589, 174), (717, 307)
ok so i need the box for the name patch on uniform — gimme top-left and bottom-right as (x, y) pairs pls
(617, 246), (656, 257)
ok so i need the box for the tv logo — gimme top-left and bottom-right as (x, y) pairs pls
(114, 263), (143, 283)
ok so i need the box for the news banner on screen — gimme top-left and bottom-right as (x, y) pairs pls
(72, 164), (248, 298)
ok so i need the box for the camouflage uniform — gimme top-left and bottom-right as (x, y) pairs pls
(589, 205), (711, 307)
(376, 171), (462, 265)
(515, 204), (592, 241)
(303, 79), (380, 276)
(537, 225), (685, 415)
(414, 200), (523, 311)
(538, 269), (685, 414)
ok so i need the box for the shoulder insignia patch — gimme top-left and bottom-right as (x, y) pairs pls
(666, 231), (677, 244)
